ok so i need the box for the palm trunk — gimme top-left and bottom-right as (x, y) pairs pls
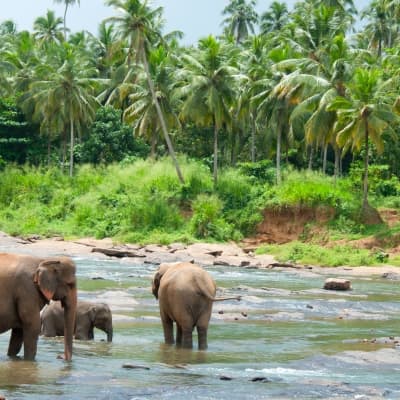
(322, 143), (328, 174)
(213, 122), (218, 186)
(276, 128), (281, 185)
(142, 52), (184, 184)
(63, 4), (68, 41)
(69, 114), (74, 177)
(308, 145), (314, 170)
(362, 120), (369, 210)
(251, 113), (256, 162)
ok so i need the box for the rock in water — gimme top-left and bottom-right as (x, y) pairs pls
(323, 278), (351, 291)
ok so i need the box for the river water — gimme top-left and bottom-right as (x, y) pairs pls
(1, 256), (400, 399)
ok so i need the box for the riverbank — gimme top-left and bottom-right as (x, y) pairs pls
(1, 231), (399, 278)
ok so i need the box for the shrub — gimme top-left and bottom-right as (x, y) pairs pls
(190, 194), (236, 240)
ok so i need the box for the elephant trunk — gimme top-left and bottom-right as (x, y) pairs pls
(63, 287), (77, 361)
(107, 326), (113, 342)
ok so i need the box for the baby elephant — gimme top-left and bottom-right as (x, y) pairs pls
(152, 262), (238, 350)
(41, 300), (113, 342)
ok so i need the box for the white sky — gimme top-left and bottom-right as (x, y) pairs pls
(2, 1), (370, 45)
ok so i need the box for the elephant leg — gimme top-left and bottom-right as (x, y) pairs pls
(176, 324), (182, 346)
(181, 327), (193, 349)
(7, 328), (23, 357)
(197, 326), (208, 350)
(22, 323), (40, 361)
(161, 314), (174, 345)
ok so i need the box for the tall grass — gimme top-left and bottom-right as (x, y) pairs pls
(0, 162), (392, 250)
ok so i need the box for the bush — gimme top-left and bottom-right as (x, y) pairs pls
(190, 194), (236, 241)
(257, 241), (385, 267)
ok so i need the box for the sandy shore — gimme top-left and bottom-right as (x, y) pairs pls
(0, 231), (399, 278)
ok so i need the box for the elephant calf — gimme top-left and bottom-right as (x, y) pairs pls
(152, 262), (238, 350)
(41, 300), (113, 342)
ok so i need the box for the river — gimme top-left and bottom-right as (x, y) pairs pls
(1, 256), (400, 399)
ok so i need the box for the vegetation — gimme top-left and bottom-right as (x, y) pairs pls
(2, 0), (400, 266)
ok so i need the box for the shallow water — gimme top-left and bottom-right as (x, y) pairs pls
(1, 257), (400, 399)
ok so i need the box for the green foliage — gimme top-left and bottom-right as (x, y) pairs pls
(237, 160), (276, 184)
(75, 106), (150, 164)
(265, 170), (355, 209)
(349, 162), (400, 197)
(257, 241), (386, 267)
(216, 168), (264, 235)
(190, 194), (237, 241)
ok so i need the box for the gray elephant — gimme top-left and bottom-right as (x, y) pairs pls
(0, 252), (77, 361)
(41, 300), (113, 342)
(152, 262), (238, 350)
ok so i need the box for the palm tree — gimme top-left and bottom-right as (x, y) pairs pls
(88, 22), (126, 78)
(26, 44), (99, 176)
(175, 36), (238, 185)
(124, 45), (180, 158)
(33, 10), (64, 48)
(222, 0), (258, 44)
(361, 0), (396, 57)
(260, 1), (289, 35)
(106, 0), (184, 183)
(328, 67), (399, 215)
(53, 0), (80, 40)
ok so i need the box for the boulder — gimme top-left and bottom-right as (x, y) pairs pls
(323, 278), (352, 291)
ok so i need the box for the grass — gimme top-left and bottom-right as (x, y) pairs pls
(256, 241), (391, 267)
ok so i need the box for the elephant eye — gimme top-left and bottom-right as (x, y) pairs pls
(67, 282), (76, 289)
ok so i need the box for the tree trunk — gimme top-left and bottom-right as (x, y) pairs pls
(47, 137), (51, 166)
(276, 128), (281, 185)
(213, 122), (218, 186)
(142, 52), (184, 184)
(322, 143), (328, 174)
(69, 115), (74, 177)
(362, 120), (369, 210)
(63, 4), (68, 41)
(308, 145), (314, 170)
(251, 113), (256, 162)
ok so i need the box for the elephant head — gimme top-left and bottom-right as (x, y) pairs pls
(152, 263), (175, 299)
(90, 303), (113, 342)
(34, 257), (77, 361)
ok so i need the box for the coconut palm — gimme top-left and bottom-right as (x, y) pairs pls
(124, 45), (180, 158)
(260, 1), (289, 35)
(26, 43), (99, 176)
(106, 0), (184, 183)
(53, 0), (80, 40)
(222, 0), (258, 44)
(328, 67), (400, 214)
(175, 36), (238, 185)
(361, 0), (396, 57)
(33, 10), (64, 48)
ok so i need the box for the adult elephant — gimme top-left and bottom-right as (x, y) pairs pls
(41, 300), (113, 342)
(152, 262), (239, 350)
(0, 253), (77, 361)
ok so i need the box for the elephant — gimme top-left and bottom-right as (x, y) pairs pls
(0, 252), (77, 361)
(41, 300), (113, 342)
(152, 262), (239, 350)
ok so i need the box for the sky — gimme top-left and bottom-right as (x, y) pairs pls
(2, 0), (371, 45)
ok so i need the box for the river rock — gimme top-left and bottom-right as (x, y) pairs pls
(323, 278), (352, 291)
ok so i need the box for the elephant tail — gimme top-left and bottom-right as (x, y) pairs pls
(211, 295), (241, 302)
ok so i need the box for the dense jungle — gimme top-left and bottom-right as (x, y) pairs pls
(2, 0), (400, 266)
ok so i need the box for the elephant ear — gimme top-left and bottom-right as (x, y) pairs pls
(152, 272), (162, 299)
(34, 260), (60, 302)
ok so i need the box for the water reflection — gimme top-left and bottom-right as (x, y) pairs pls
(0, 360), (40, 387)
(157, 344), (207, 366)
